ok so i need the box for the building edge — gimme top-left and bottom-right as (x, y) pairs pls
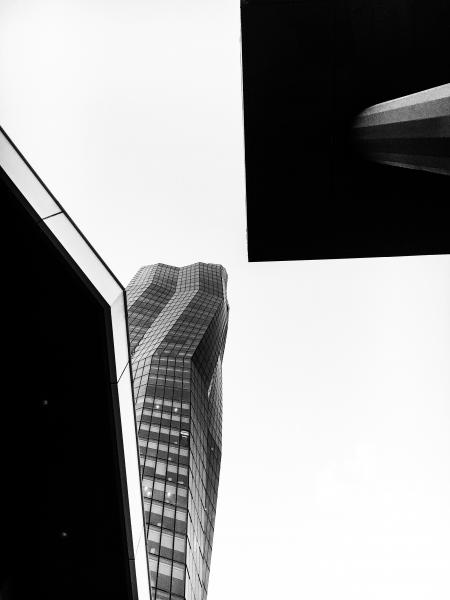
(0, 126), (152, 600)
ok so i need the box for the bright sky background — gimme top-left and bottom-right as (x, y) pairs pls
(2, 2), (450, 599)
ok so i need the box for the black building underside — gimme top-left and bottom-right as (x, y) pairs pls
(1, 166), (137, 599)
(241, 0), (450, 261)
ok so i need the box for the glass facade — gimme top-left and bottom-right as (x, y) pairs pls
(126, 263), (229, 600)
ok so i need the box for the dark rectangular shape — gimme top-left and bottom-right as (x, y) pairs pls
(241, 0), (450, 261)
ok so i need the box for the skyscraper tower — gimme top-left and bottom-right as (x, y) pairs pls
(126, 263), (229, 600)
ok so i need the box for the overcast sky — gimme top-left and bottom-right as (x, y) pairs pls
(2, 2), (450, 598)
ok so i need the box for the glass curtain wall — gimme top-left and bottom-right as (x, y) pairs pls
(126, 263), (228, 600)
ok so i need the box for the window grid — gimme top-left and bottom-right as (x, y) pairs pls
(127, 263), (228, 600)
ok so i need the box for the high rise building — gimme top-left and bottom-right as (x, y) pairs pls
(126, 263), (229, 600)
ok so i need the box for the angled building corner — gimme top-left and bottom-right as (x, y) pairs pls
(0, 126), (151, 600)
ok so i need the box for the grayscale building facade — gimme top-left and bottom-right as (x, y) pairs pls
(126, 263), (229, 600)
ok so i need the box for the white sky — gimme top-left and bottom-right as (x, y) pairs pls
(2, 2), (450, 598)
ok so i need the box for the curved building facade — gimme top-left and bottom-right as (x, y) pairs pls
(126, 263), (229, 600)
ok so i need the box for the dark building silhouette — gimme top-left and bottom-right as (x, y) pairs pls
(241, 0), (450, 261)
(126, 263), (229, 600)
(0, 127), (150, 600)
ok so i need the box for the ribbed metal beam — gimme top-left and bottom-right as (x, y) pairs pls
(354, 83), (450, 176)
